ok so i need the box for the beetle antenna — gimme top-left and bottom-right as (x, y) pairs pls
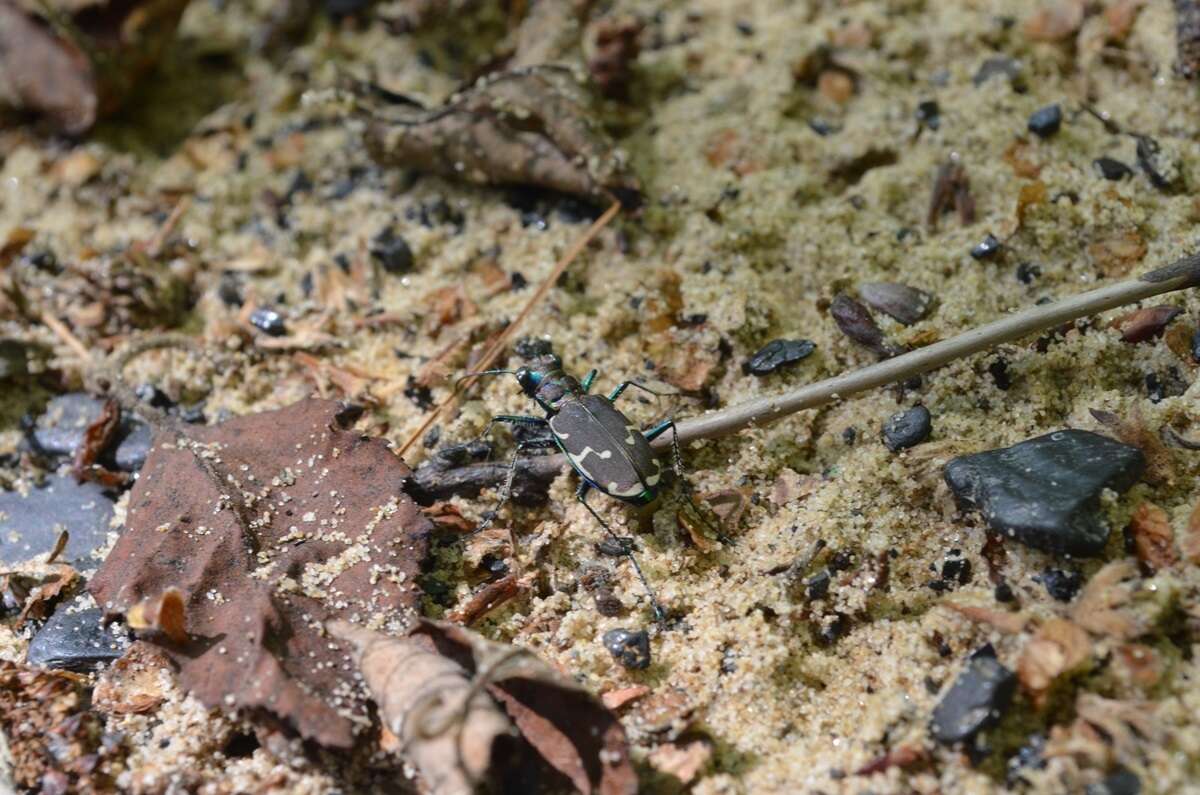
(455, 369), (517, 386)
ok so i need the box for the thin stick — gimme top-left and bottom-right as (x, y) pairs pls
(143, 196), (192, 259)
(397, 200), (621, 456)
(41, 312), (93, 362)
(662, 252), (1200, 448)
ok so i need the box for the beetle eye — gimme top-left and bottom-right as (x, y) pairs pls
(515, 368), (540, 393)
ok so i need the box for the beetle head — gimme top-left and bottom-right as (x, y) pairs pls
(515, 354), (562, 396)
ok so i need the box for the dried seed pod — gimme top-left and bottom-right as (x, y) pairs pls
(830, 294), (897, 358)
(858, 283), (934, 326)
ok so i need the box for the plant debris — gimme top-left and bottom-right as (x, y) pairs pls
(0, 0), (189, 133)
(1177, 0), (1200, 77)
(364, 66), (640, 205)
(927, 162), (975, 230)
(1127, 502), (1178, 572)
(1017, 618), (1092, 705)
(331, 619), (638, 795)
(92, 642), (171, 715)
(1070, 559), (1142, 639)
(88, 399), (433, 748)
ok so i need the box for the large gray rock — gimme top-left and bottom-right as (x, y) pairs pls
(0, 474), (116, 565)
(944, 430), (1144, 557)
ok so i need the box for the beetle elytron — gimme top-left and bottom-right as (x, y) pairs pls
(466, 353), (709, 622)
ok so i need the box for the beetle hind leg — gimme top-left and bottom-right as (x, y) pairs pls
(644, 418), (732, 545)
(577, 482), (666, 623)
(472, 439), (542, 536)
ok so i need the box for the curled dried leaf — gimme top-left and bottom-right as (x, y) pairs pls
(126, 587), (188, 645)
(71, 397), (125, 487)
(1128, 502), (1178, 572)
(1070, 559), (1142, 639)
(365, 66), (640, 205)
(858, 282), (934, 326)
(1111, 305), (1182, 343)
(1017, 618), (1092, 703)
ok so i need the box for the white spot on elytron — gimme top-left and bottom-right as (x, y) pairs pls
(569, 446), (612, 472)
(557, 431), (569, 439)
(607, 481), (643, 497)
(624, 424), (640, 445)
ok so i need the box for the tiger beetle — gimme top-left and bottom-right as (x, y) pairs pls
(461, 352), (713, 623)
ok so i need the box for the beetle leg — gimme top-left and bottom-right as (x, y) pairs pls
(580, 368), (599, 392)
(473, 414), (548, 450)
(644, 418), (732, 545)
(608, 380), (678, 404)
(577, 482), (665, 624)
(473, 439), (542, 535)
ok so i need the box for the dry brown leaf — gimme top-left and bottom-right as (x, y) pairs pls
(329, 620), (518, 795)
(366, 66), (639, 204)
(424, 285), (478, 335)
(71, 396), (125, 487)
(1003, 139), (1043, 178)
(448, 573), (523, 625)
(601, 684), (650, 711)
(770, 468), (823, 506)
(943, 601), (1029, 635)
(0, 0), (188, 133)
(1017, 618), (1092, 702)
(1128, 501), (1178, 572)
(648, 738), (712, 785)
(125, 587), (188, 645)
(423, 501), (477, 535)
(1024, 0), (1086, 41)
(1183, 500), (1200, 564)
(1089, 229), (1147, 277)
(1070, 559), (1142, 639)
(332, 619), (638, 795)
(92, 642), (171, 715)
(89, 399), (433, 748)
(15, 563), (77, 625)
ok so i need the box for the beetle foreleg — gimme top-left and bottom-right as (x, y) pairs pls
(577, 482), (665, 624)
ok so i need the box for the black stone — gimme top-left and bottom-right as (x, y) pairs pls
(994, 582), (1015, 603)
(1093, 157), (1133, 181)
(970, 234), (1001, 260)
(1086, 769), (1141, 795)
(404, 377), (434, 410)
(930, 644), (1016, 744)
(26, 599), (129, 672)
(987, 358), (1012, 391)
(370, 227), (415, 273)
(1135, 136), (1179, 191)
(882, 405), (932, 452)
(1016, 262), (1041, 283)
(944, 429), (1144, 556)
(218, 273), (244, 307)
(916, 100), (940, 130)
(29, 393), (152, 472)
(603, 628), (651, 670)
(808, 119), (836, 137)
(1036, 568), (1083, 602)
(0, 474), (116, 565)
(249, 307), (287, 337)
(744, 339), (816, 376)
(1027, 104), (1062, 138)
(805, 569), (831, 600)
(136, 383), (174, 410)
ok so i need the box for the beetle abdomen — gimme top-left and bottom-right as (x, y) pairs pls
(550, 395), (662, 503)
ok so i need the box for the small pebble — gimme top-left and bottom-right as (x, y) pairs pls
(1086, 769), (1141, 795)
(970, 234), (1001, 260)
(1036, 568), (1083, 602)
(1016, 262), (1041, 283)
(743, 339), (816, 376)
(973, 56), (1023, 88)
(930, 644), (1016, 744)
(603, 628), (651, 670)
(915, 100), (940, 130)
(1093, 157), (1133, 181)
(1135, 136), (1180, 191)
(994, 582), (1015, 603)
(370, 227), (415, 273)
(1027, 104), (1061, 137)
(988, 358), (1012, 391)
(858, 282), (934, 325)
(805, 570), (831, 600)
(1006, 734), (1046, 784)
(27, 599), (129, 672)
(249, 307), (287, 337)
(808, 119), (836, 137)
(882, 405), (932, 451)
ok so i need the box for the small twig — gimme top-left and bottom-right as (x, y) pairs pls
(41, 312), (92, 362)
(416, 253), (1200, 497)
(142, 196), (191, 259)
(397, 200), (621, 456)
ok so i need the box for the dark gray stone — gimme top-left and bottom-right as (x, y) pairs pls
(744, 339), (816, 376)
(0, 474), (116, 565)
(883, 406), (932, 451)
(1086, 769), (1141, 795)
(603, 628), (651, 670)
(26, 599), (129, 672)
(29, 393), (151, 472)
(930, 645), (1016, 744)
(1027, 104), (1062, 138)
(944, 430), (1144, 557)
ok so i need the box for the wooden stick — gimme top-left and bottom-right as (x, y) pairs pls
(397, 200), (621, 456)
(41, 311), (93, 362)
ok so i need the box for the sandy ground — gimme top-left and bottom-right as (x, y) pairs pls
(3, 0), (1200, 792)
